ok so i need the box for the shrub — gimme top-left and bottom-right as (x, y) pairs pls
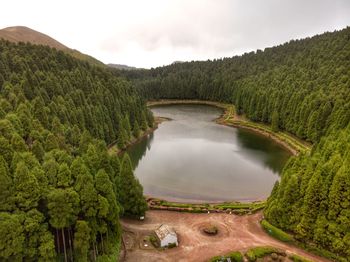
(288, 254), (312, 262)
(209, 255), (224, 262)
(209, 251), (243, 262)
(245, 246), (285, 262)
(261, 219), (294, 243)
(167, 242), (177, 248)
(227, 251), (243, 262)
(149, 234), (158, 247)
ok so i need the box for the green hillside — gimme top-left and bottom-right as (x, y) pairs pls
(0, 40), (150, 261)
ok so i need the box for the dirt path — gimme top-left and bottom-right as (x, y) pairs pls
(120, 210), (330, 262)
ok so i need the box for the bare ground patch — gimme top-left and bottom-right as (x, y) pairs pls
(120, 210), (330, 262)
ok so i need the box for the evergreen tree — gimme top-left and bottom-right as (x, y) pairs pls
(0, 156), (13, 211)
(73, 221), (91, 262)
(0, 213), (24, 260)
(119, 154), (147, 217)
(271, 111), (279, 132)
(133, 120), (141, 138)
(13, 161), (41, 211)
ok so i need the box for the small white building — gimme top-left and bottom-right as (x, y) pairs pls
(155, 224), (178, 248)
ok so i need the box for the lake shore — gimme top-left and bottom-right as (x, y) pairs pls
(107, 116), (170, 155)
(148, 99), (311, 156)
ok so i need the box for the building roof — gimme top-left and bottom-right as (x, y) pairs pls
(155, 224), (176, 240)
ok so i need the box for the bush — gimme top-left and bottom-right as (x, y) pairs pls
(167, 242), (177, 248)
(289, 254), (312, 262)
(209, 251), (243, 262)
(297, 243), (348, 262)
(209, 255), (224, 262)
(261, 220), (347, 262)
(261, 219), (294, 243)
(245, 246), (285, 262)
(149, 234), (159, 248)
(227, 251), (243, 262)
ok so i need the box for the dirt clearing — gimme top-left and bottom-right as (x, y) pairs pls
(120, 210), (329, 262)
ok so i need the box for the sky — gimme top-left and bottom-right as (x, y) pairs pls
(1, 0), (350, 68)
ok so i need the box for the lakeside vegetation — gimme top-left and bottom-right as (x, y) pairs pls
(261, 219), (294, 243)
(108, 116), (168, 156)
(147, 198), (265, 214)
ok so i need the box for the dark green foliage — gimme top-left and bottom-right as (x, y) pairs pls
(260, 219), (294, 243)
(0, 156), (13, 211)
(210, 251), (243, 262)
(0, 39), (152, 261)
(119, 154), (148, 217)
(133, 120), (141, 138)
(227, 251), (244, 262)
(0, 213), (24, 260)
(74, 220), (91, 262)
(245, 246), (284, 262)
(265, 125), (350, 259)
(289, 254), (312, 262)
(271, 111), (279, 132)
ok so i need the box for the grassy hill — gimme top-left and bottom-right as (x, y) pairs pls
(0, 26), (104, 66)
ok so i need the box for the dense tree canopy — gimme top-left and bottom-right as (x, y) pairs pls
(121, 27), (350, 144)
(0, 40), (151, 261)
(1, 25), (349, 261)
(117, 27), (350, 260)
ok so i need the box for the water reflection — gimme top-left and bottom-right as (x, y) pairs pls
(126, 104), (291, 202)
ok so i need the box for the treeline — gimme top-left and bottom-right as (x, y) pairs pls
(0, 40), (150, 261)
(118, 27), (350, 259)
(265, 125), (350, 259)
(123, 27), (350, 144)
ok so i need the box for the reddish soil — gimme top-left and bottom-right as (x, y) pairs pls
(120, 210), (330, 262)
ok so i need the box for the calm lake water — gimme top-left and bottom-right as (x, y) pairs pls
(126, 104), (291, 202)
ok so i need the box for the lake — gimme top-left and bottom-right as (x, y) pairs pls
(126, 104), (291, 203)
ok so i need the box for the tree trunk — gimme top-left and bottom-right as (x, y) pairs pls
(68, 227), (73, 261)
(95, 240), (99, 257)
(56, 229), (60, 253)
(62, 228), (67, 262)
(100, 233), (104, 253)
(92, 241), (97, 262)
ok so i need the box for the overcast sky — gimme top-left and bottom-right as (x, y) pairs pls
(1, 0), (350, 68)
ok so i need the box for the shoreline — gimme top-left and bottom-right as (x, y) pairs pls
(148, 99), (311, 156)
(107, 116), (170, 155)
(144, 194), (267, 204)
(220, 120), (299, 155)
(146, 197), (266, 214)
(110, 99), (311, 207)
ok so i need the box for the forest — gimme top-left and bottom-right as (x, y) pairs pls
(118, 27), (350, 259)
(1, 26), (349, 261)
(0, 40), (150, 261)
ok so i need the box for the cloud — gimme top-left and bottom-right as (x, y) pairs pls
(1, 0), (350, 68)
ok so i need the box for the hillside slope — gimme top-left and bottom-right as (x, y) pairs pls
(108, 63), (139, 70)
(0, 39), (150, 261)
(0, 26), (104, 66)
